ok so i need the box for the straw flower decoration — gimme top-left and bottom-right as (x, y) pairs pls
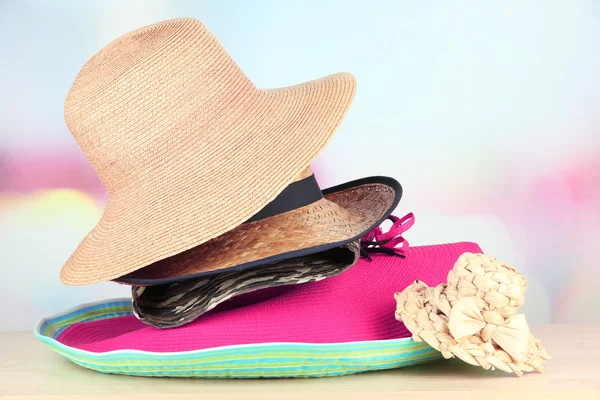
(395, 252), (551, 376)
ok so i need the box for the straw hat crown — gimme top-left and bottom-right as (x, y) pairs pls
(60, 18), (357, 285)
(65, 18), (257, 192)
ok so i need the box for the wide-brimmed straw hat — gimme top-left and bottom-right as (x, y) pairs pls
(37, 215), (484, 378)
(115, 172), (401, 285)
(61, 17), (363, 285)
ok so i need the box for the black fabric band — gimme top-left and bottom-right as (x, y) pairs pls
(244, 174), (324, 223)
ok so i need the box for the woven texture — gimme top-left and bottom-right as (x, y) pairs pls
(51, 242), (482, 354)
(60, 18), (357, 285)
(395, 252), (551, 377)
(122, 182), (396, 282)
(35, 300), (440, 378)
(132, 242), (360, 328)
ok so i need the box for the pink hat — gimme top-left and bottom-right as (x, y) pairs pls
(36, 214), (483, 378)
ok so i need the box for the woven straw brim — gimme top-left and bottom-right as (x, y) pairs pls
(119, 180), (398, 285)
(132, 242), (360, 328)
(60, 72), (356, 286)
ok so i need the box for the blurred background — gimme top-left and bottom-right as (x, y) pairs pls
(1, 0), (599, 330)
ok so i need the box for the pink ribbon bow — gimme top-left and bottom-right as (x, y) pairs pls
(360, 213), (415, 260)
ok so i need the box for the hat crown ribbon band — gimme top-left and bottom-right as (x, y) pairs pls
(244, 174), (324, 223)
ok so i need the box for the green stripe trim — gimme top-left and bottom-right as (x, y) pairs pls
(35, 298), (441, 378)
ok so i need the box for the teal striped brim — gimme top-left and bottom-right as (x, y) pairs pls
(34, 298), (441, 378)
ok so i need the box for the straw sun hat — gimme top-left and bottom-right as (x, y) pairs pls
(395, 252), (551, 376)
(61, 18), (400, 285)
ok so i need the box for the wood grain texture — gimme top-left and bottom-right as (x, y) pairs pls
(0, 325), (598, 399)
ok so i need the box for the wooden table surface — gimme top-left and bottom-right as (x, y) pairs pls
(0, 325), (598, 399)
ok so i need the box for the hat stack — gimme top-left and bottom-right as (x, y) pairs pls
(37, 18), (549, 378)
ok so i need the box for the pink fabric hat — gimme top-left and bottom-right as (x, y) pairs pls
(56, 215), (482, 353)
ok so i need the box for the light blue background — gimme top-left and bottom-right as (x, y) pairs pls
(1, 1), (599, 329)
